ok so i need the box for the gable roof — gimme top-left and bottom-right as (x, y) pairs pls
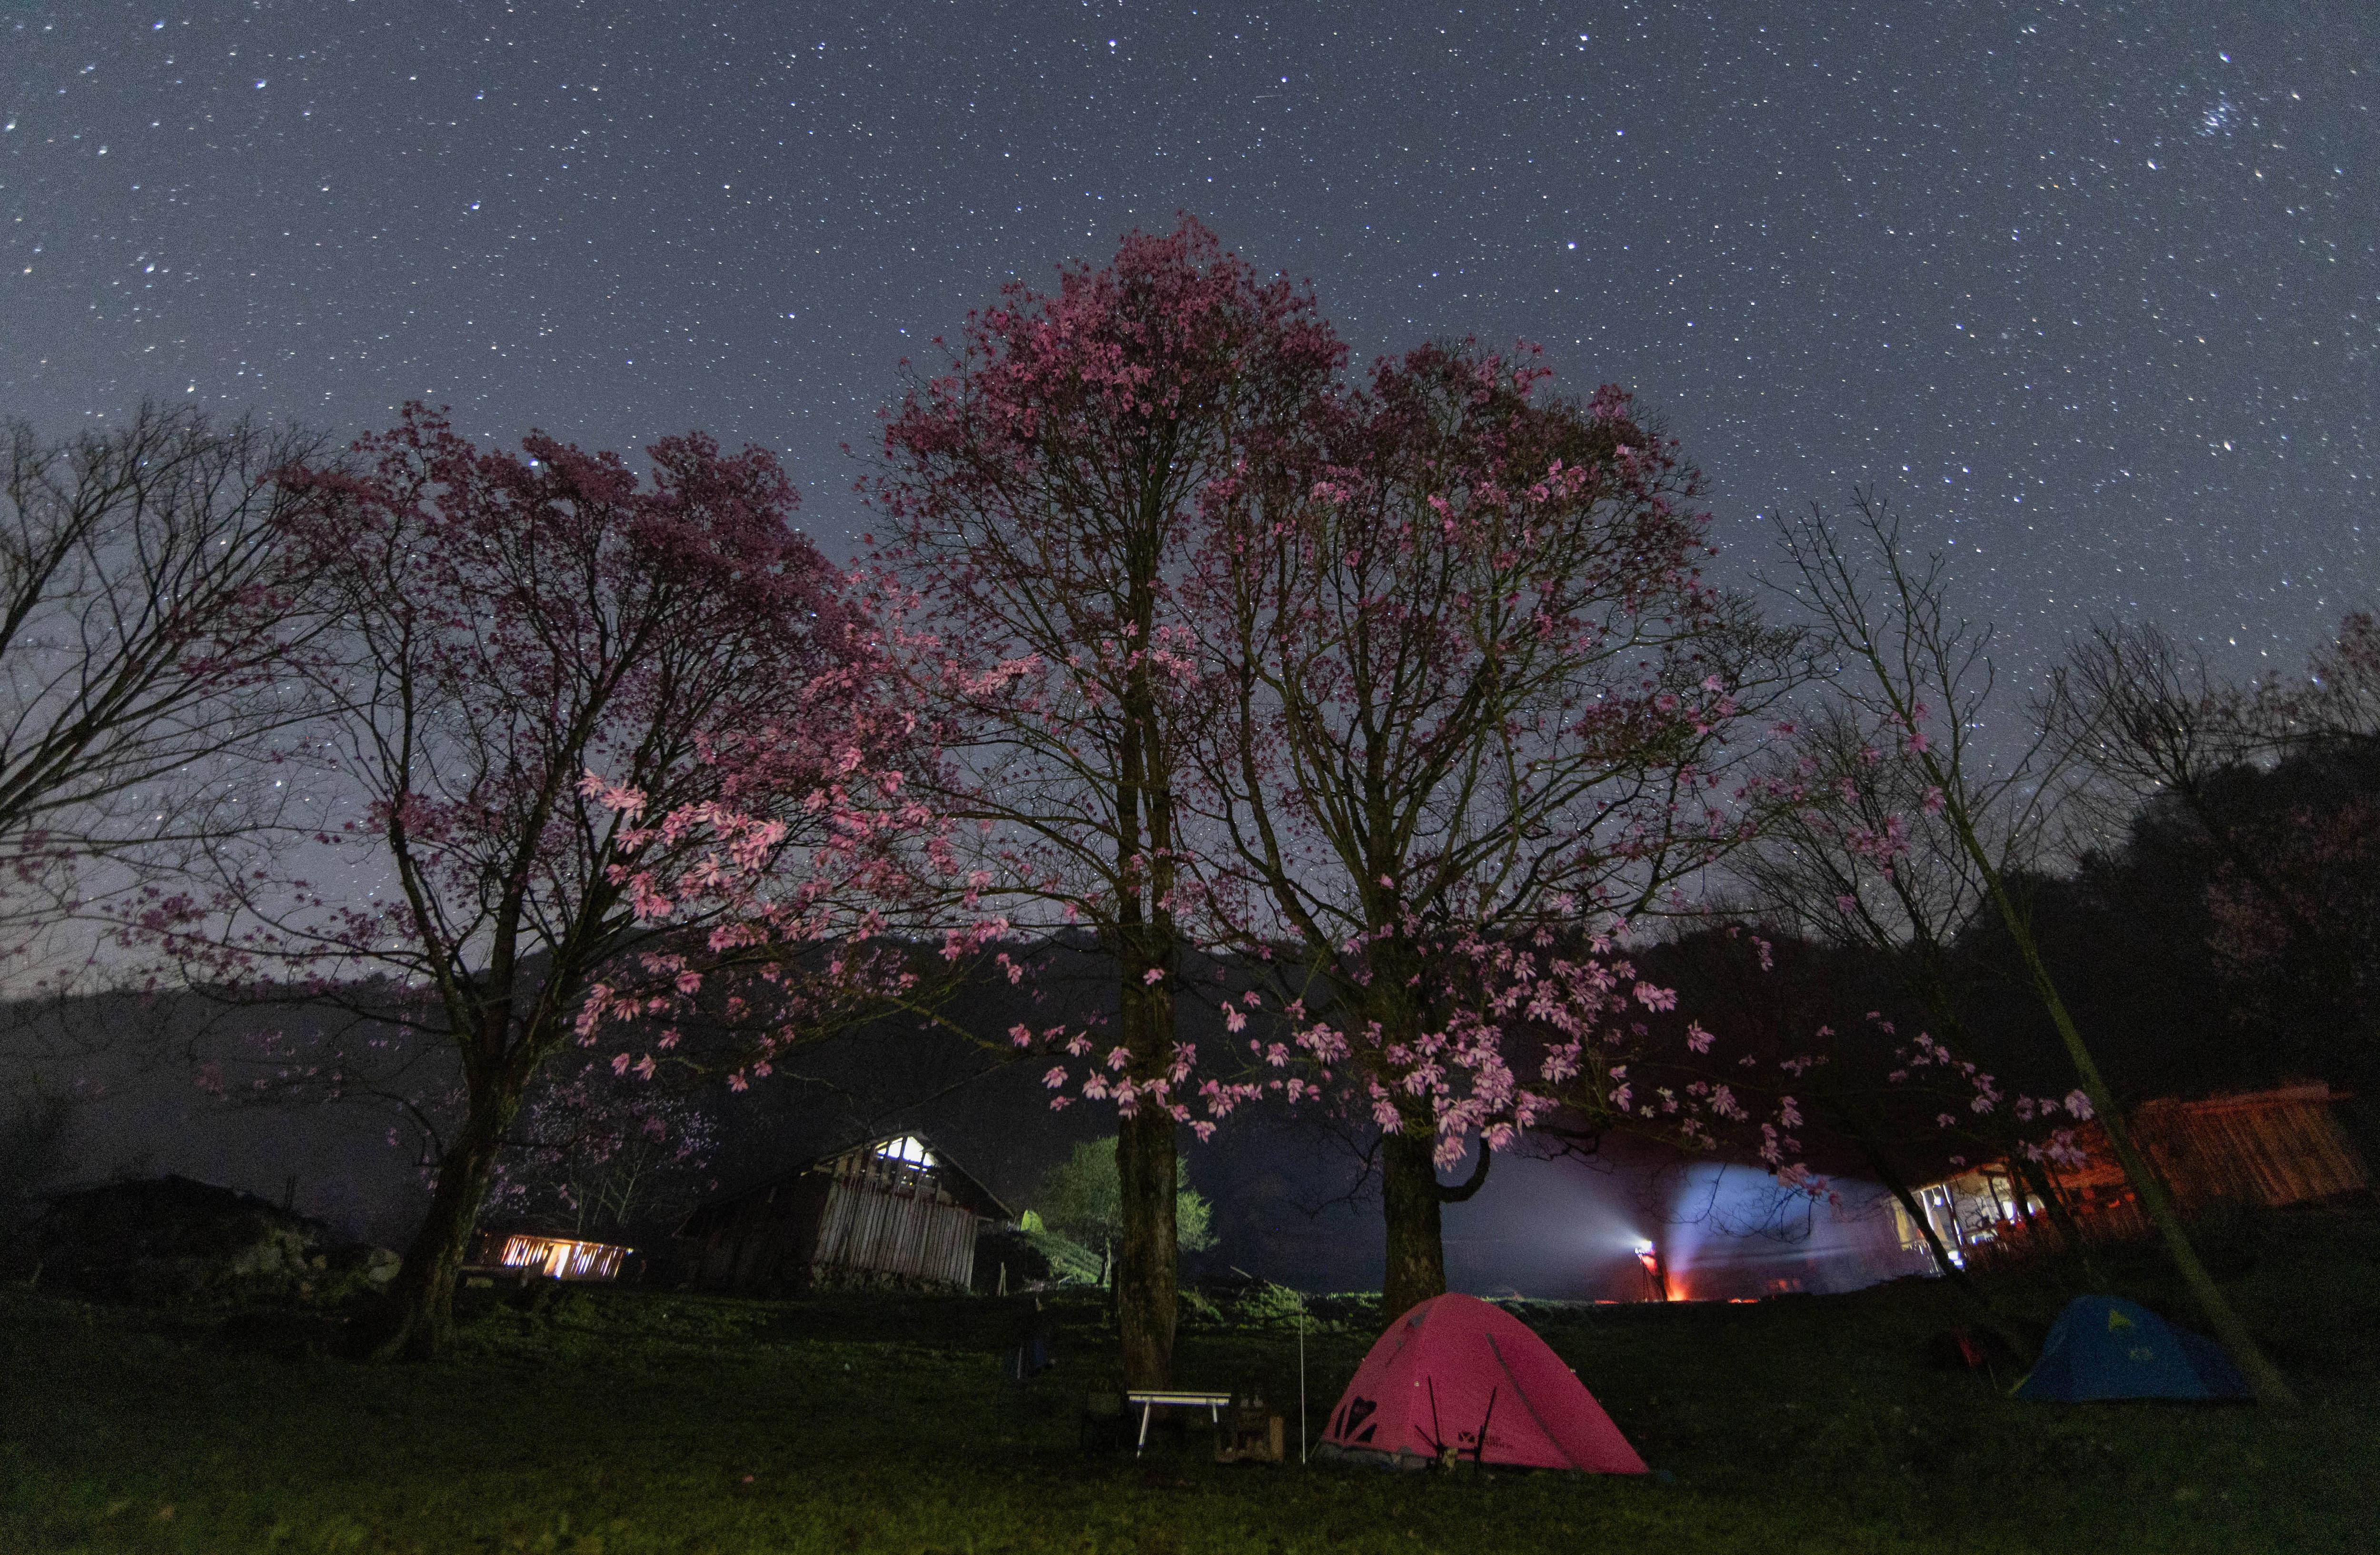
(685, 1131), (1011, 1230)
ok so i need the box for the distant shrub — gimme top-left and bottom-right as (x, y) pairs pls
(1229, 1282), (1309, 1329)
(1030, 1138), (1218, 1256)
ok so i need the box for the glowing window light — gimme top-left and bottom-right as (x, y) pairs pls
(876, 1135), (935, 1167)
(497, 1234), (628, 1281)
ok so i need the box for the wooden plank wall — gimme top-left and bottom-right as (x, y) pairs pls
(2135, 1086), (2367, 1211)
(1952, 1085), (2367, 1263)
(811, 1151), (978, 1287)
(684, 1146), (986, 1292)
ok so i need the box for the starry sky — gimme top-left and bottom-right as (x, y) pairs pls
(5, 0), (2375, 682)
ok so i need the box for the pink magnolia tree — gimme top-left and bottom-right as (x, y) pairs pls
(1185, 340), (1800, 1320)
(139, 407), (923, 1358)
(490, 1057), (722, 1244)
(1735, 684), (2104, 1266)
(865, 218), (1344, 1386)
(1616, 926), (2094, 1292)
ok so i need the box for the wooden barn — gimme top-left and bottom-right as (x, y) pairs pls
(675, 1133), (1010, 1295)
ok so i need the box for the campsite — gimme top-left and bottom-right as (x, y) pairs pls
(5, 1198), (2376, 1555)
(8, 5), (2380, 1551)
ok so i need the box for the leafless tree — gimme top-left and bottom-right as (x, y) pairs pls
(1770, 491), (2296, 1405)
(0, 406), (329, 935)
(1738, 508), (2096, 1292)
(0, 405), (332, 1107)
(2058, 616), (2380, 1156)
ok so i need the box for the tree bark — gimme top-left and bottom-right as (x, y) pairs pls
(1380, 1129), (1456, 1323)
(1114, 1095), (1178, 1388)
(1109, 933), (1180, 1387)
(359, 1082), (520, 1361)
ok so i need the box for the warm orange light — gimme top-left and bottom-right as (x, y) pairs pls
(498, 1234), (628, 1281)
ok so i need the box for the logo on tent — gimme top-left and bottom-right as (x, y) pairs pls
(2012, 1295), (2251, 1403)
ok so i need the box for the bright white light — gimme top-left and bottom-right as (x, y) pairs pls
(877, 1134), (934, 1167)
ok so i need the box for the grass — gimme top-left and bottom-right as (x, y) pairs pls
(3, 1206), (2376, 1554)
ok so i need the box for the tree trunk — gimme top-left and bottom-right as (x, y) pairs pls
(1845, 1123), (1974, 1296)
(1975, 870), (2299, 1405)
(360, 1089), (517, 1361)
(1106, 914), (1181, 1388)
(1114, 1101), (1178, 1388)
(2011, 1151), (2102, 1282)
(1380, 1129), (1448, 1324)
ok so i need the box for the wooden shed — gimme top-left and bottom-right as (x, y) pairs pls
(676, 1134), (1010, 1295)
(1916, 1084), (2367, 1260)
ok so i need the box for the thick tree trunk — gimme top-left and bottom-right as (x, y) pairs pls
(1112, 962), (1179, 1389)
(1380, 1129), (1448, 1324)
(359, 1085), (519, 1361)
(1115, 1102), (1178, 1387)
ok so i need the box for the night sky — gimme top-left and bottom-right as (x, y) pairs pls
(6, 1), (2374, 682)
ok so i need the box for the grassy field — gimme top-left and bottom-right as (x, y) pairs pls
(4, 1206), (2376, 1554)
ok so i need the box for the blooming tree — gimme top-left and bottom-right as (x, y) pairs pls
(868, 219), (1344, 1386)
(142, 407), (911, 1358)
(1187, 340), (1796, 1320)
(1735, 672), (2099, 1263)
(494, 1058), (721, 1243)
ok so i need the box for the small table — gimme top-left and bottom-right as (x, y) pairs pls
(1124, 1390), (1234, 1455)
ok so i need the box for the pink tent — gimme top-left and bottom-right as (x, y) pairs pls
(1318, 1294), (1647, 1474)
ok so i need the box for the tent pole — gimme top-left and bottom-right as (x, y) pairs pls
(1299, 1309), (1308, 1464)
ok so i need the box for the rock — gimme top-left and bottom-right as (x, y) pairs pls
(311, 1241), (403, 1301)
(28, 1174), (395, 1303)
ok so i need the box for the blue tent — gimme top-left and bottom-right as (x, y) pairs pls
(2013, 1295), (2251, 1402)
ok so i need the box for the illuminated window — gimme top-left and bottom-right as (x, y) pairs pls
(497, 1234), (627, 1281)
(876, 1135), (934, 1167)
